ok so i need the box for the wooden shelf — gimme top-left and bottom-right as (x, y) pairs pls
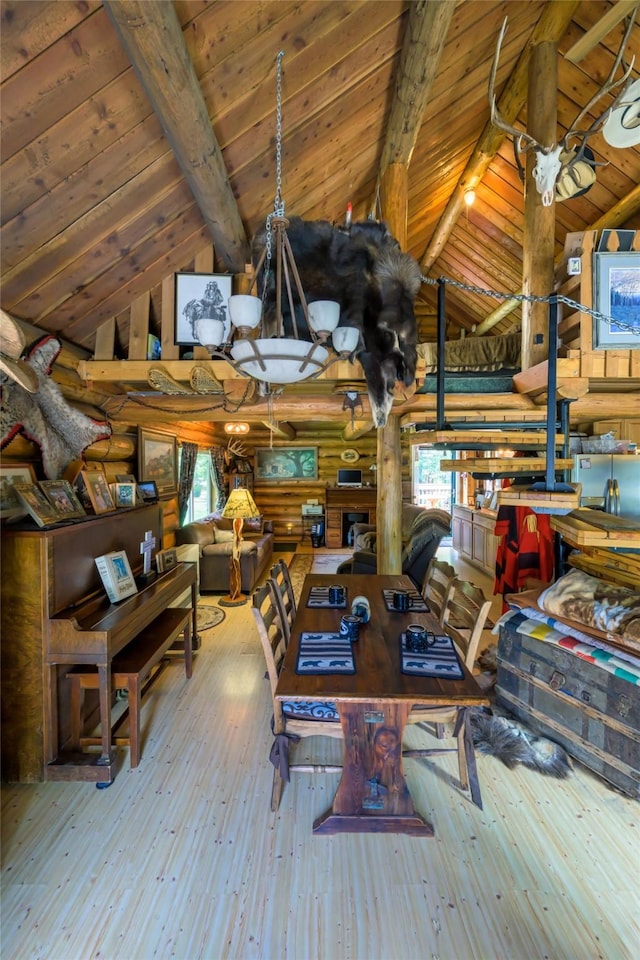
(497, 483), (581, 514)
(551, 509), (640, 549)
(441, 458), (574, 474)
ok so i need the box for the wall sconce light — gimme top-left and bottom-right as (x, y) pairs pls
(224, 422), (250, 435)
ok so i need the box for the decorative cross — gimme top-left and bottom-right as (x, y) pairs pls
(140, 530), (156, 575)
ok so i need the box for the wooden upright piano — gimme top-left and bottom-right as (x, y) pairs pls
(1, 505), (197, 783)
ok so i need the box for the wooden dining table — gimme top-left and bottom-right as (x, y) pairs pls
(275, 573), (489, 836)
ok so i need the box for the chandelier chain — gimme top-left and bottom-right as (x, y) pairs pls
(263, 51), (286, 305)
(420, 274), (640, 337)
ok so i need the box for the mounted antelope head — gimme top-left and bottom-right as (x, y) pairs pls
(489, 15), (637, 206)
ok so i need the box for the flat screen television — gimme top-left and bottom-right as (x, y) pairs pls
(337, 468), (362, 487)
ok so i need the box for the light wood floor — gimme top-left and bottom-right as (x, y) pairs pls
(2, 548), (639, 960)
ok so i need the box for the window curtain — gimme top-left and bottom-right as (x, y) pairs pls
(209, 445), (226, 513)
(178, 442), (198, 525)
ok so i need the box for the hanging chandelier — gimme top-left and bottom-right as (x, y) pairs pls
(193, 51), (359, 384)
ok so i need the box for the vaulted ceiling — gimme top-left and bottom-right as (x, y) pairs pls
(1, 1), (639, 410)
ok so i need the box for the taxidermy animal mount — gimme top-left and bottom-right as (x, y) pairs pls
(489, 14), (636, 206)
(251, 217), (421, 427)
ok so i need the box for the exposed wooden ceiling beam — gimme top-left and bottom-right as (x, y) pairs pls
(474, 183), (640, 336)
(564, 0), (638, 62)
(420, 0), (580, 272)
(378, 0), (455, 173)
(103, 0), (249, 273)
(261, 420), (297, 440)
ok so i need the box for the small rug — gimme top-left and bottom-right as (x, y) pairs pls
(197, 606), (225, 632)
(311, 554), (350, 574)
(288, 554), (313, 601)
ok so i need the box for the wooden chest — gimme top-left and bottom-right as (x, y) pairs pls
(496, 617), (640, 800)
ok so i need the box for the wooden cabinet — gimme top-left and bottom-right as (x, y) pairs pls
(591, 420), (640, 445)
(452, 505), (497, 577)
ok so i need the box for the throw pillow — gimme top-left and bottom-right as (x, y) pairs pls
(243, 515), (264, 534)
(215, 529), (235, 543)
(361, 531), (377, 552)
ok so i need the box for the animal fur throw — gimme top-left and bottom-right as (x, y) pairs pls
(1, 335), (111, 479)
(470, 709), (572, 778)
(252, 217), (422, 427)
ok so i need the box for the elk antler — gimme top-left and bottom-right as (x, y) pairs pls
(227, 437), (250, 460)
(488, 18), (545, 154)
(561, 9), (637, 161)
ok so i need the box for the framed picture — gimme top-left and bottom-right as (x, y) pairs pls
(77, 470), (115, 514)
(39, 479), (86, 519)
(0, 462), (36, 519)
(593, 252), (640, 350)
(174, 272), (232, 346)
(95, 550), (138, 603)
(112, 481), (137, 508)
(11, 482), (60, 527)
(156, 547), (178, 573)
(255, 447), (318, 481)
(138, 428), (178, 496)
(137, 479), (159, 503)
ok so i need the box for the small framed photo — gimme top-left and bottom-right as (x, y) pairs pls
(39, 479), (86, 519)
(77, 470), (115, 514)
(0, 462), (37, 519)
(112, 481), (137, 508)
(156, 547), (178, 573)
(138, 428), (178, 496)
(137, 480), (159, 503)
(11, 482), (60, 527)
(175, 272), (232, 346)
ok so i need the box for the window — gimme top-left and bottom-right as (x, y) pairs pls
(412, 445), (453, 511)
(182, 451), (217, 523)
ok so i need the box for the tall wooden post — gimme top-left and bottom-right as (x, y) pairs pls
(376, 162), (407, 574)
(521, 42), (557, 371)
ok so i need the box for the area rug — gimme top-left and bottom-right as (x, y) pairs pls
(288, 554), (313, 601)
(311, 554), (350, 574)
(197, 605), (226, 632)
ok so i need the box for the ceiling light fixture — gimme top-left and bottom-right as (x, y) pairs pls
(224, 422), (250, 435)
(195, 52), (359, 383)
(464, 189), (475, 206)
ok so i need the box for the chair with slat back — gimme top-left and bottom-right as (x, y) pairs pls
(405, 577), (492, 809)
(270, 558), (297, 641)
(420, 557), (456, 624)
(251, 581), (343, 812)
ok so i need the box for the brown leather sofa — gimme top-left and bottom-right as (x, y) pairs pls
(176, 515), (274, 593)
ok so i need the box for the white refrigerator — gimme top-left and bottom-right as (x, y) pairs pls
(571, 454), (640, 520)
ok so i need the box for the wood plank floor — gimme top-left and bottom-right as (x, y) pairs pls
(2, 548), (639, 960)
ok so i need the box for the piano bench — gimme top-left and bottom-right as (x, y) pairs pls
(66, 607), (192, 768)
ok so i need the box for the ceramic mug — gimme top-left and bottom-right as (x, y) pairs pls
(405, 624), (435, 653)
(339, 615), (361, 641)
(393, 589), (410, 611)
(329, 584), (345, 605)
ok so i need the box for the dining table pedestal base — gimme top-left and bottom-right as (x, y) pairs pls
(312, 700), (434, 837)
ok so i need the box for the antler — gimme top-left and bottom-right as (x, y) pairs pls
(562, 10), (637, 158)
(227, 437), (250, 459)
(488, 18), (546, 154)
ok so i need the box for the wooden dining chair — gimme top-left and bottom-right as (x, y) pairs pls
(405, 577), (492, 809)
(252, 580), (343, 812)
(420, 557), (456, 624)
(270, 558), (297, 642)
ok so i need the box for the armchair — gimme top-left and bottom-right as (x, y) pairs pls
(337, 508), (451, 588)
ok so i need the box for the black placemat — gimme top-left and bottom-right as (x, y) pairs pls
(400, 633), (464, 679)
(382, 588), (429, 613)
(307, 586), (348, 609)
(296, 632), (356, 674)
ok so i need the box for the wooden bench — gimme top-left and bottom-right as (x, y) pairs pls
(66, 607), (192, 768)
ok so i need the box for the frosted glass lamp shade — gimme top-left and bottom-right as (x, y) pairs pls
(307, 300), (340, 338)
(194, 317), (225, 350)
(332, 326), (359, 355)
(228, 295), (262, 336)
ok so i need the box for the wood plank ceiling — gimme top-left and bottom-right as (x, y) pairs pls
(1, 1), (639, 394)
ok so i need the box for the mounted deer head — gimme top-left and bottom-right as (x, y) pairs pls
(489, 15), (637, 206)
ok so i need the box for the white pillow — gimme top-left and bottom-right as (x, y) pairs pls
(215, 529), (235, 543)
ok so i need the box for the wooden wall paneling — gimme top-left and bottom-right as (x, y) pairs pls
(93, 318), (117, 361)
(161, 273), (179, 360)
(128, 292), (151, 360)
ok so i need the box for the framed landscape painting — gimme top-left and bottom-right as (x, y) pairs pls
(593, 252), (640, 349)
(0, 462), (36, 519)
(255, 447), (318, 481)
(138, 428), (178, 496)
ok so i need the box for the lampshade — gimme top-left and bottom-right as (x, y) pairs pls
(221, 487), (259, 519)
(194, 317), (225, 350)
(224, 422), (250, 434)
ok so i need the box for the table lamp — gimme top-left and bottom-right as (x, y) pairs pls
(219, 487), (260, 606)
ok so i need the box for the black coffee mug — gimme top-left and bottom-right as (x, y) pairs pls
(340, 614), (361, 641)
(393, 589), (410, 611)
(329, 584), (345, 604)
(405, 624), (435, 653)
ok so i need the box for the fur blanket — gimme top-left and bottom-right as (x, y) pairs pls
(417, 331), (521, 373)
(252, 217), (421, 427)
(470, 709), (572, 778)
(538, 569), (640, 643)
